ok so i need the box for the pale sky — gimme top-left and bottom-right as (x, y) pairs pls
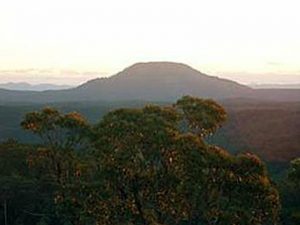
(0, 0), (300, 85)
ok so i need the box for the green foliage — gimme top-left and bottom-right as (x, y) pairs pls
(20, 108), (95, 225)
(288, 158), (300, 185)
(21, 107), (91, 150)
(87, 96), (280, 225)
(175, 96), (227, 137)
(279, 157), (300, 225)
(0, 140), (58, 225)
(3, 96), (281, 225)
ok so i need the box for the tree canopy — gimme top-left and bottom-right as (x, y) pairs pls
(12, 96), (281, 225)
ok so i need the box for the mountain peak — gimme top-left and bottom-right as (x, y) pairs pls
(120, 61), (203, 76)
(76, 61), (252, 101)
(127, 61), (195, 69)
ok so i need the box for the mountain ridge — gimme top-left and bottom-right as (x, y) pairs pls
(0, 82), (73, 91)
(0, 62), (299, 103)
(250, 83), (300, 89)
(74, 61), (253, 101)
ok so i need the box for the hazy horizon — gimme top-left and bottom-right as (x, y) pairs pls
(1, 0), (300, 85)
(0, 64), (299, 86)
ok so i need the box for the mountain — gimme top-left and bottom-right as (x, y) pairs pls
(76, 62), (252, 101)
(0, 82), (73, 91)
(0, 62), (299, 103)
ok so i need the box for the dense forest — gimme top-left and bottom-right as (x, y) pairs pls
(0, 96), (299, 225)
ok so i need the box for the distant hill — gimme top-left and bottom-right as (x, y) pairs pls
(0, 99), (299, 163)
(76, 62), (252, 101)
(250, 83), (300, 89)
(215, 100), (300, 162)
(0, 62), (299, 103)
(0, 82), (73, 91)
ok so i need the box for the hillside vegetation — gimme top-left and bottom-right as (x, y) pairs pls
(1, 100), (299, 163)
(0, 96), (283, 225)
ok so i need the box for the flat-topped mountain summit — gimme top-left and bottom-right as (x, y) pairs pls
(76, 62), (252, 101)
(0, 62), (299, 103)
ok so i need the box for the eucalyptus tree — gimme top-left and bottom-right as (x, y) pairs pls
(21, 96), (280, 225)
(90, 96), (280, 225)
